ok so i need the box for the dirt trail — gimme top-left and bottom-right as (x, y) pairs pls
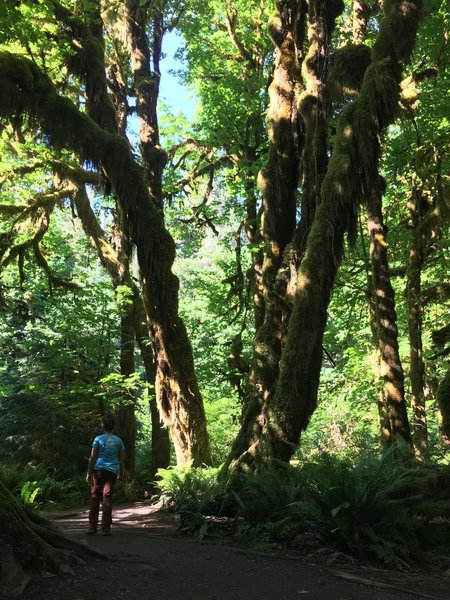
(20, 503), (450, 600)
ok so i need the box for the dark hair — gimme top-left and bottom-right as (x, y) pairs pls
(103, 415), (115, 432)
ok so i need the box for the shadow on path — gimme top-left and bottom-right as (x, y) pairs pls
(20, 503), (449, 600)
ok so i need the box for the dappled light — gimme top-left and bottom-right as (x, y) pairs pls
(1, 0), (449, 597)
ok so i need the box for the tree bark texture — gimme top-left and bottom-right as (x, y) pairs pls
(228, 0), (423, 467)
(406, 157), (449, 457)
(407, 184), (429, 458)
(352, 0), (370, 44)
(0, 481), (102, 597)
(229, 0), (306, 462)
(367, 281), (393, 446)
(367, 187), (411, 445)
(122, 0), (211, 465)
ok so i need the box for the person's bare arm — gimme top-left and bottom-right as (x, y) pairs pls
(86, 447), (98, 482)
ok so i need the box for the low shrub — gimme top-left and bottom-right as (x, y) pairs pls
(0, 463), (87, 509)
(153, 451), (450, 564)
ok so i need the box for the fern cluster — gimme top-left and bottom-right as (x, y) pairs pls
(0, 463), (88, 509)
(154, 452), (450, 564)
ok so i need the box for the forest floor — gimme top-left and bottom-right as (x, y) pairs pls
(20, 502), (450, 600)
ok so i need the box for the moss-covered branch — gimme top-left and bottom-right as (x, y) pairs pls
(0, 51), (211, 466)
(0, 186), (78, 292)
(229, 0), (423, 467)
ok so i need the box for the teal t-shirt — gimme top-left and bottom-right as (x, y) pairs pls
(92, 433), (125, 475)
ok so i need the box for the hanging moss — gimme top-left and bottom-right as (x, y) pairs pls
(52, 0), (117, 133)
(374, 0), (422, 63)
(268, 14), (284, 48)
(328, 44), (372, 100)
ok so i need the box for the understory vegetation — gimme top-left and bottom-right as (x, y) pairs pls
(0, 0), (449, 589)
(155, 451), (450, 565)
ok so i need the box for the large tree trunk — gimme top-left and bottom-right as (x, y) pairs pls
(407, 191), (429, 458)
(228, 0), (305, 462)
(122, 1), (211, 465)
(227, 0), (423, 467)
(0, 50), (212, 466)
(68, 181), (170, 476)
(367, 187), (411, 445)
(134, 285), (171, 479)
(0, 481), (102, 597)
(34, 1), (211, 466)
(406, 143), (449, 456)
(228, 0), (344, 466)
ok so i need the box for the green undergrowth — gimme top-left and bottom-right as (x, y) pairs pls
(0, 463), (88, 509)
(154, 451), (450, 565)
(0, 460), (152, 515)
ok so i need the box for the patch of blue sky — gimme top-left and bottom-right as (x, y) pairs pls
(160, 29), (198, 122)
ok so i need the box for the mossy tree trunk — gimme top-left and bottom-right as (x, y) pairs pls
(228, 0), (305, 463)
(122, 0), (211, 465)
(0, 481), (102, 597)
(228, 0), (423, 467)
(49, 1), (211, 466)
(367, 281), (393, 447)
(297, 0), (340, 243)
(134, 290), (171, 479)
(228, 0), (344, 466)
(367, 187), (411, 446)
(406, 145), (448, 457)
(407, 181), (429, 458)
(0, 50), (212, 466)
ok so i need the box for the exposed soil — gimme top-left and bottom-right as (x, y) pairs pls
(19, 503), (450, 600)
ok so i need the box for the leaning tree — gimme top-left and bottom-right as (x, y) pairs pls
(0, 0), (211, 468)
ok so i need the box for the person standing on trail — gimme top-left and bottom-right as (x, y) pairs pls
(86, 415), (126, 536)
